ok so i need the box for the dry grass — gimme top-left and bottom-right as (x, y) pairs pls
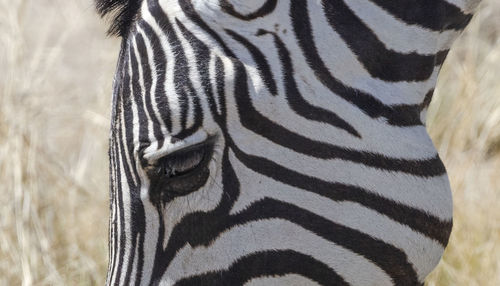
(425, 1), (500, 284)
(0, 0), (117, 284)
(0, 0), (498, 285)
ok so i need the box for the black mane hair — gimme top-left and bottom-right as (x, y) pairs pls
(95, 0), (143, 37)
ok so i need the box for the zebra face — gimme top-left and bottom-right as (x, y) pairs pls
(104, 0), (481, 285)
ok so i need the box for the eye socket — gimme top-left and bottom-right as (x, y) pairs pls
(158, 144), (207, 178)
(145, 137), (216, 203)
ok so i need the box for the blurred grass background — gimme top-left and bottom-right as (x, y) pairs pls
(0, 0), (498, 285)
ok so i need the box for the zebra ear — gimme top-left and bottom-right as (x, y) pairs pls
(95, 0), (143, 37)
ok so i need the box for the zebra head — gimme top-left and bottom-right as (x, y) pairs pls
(98, 0), (481, 285)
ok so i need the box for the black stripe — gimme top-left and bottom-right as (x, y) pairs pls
(179, 78), (204, 139)
(436, 49), (450, 66)
(220, 0), (277, 20)
(150, 202), (167, 284)
(174, 250), (348, 286)
(215, 56), (227, 122)
(421, 88), (434, 109)
(370, 0), (473, 31)
(224, 29), (278, 96)
(386, 89), (436, 126)
(322, 0), (436, 82)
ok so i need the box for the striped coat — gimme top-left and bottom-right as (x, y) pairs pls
(97, 0), (482, 285)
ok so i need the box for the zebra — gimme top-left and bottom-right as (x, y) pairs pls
(96, 0), (482, 285)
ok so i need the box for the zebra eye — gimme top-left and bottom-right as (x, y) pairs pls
(159, 147), (206, 178)
(145, 138), (215, 203)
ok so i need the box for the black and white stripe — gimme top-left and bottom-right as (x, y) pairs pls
(97, 0), (481, 285)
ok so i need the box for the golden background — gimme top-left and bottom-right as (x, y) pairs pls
(1, 0), (499, 284)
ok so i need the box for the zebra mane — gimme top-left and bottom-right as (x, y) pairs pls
(95, 0), (143, 37)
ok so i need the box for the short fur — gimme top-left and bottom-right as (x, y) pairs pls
(95, 0), (143, 36)
(102, 0), (483, 285)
